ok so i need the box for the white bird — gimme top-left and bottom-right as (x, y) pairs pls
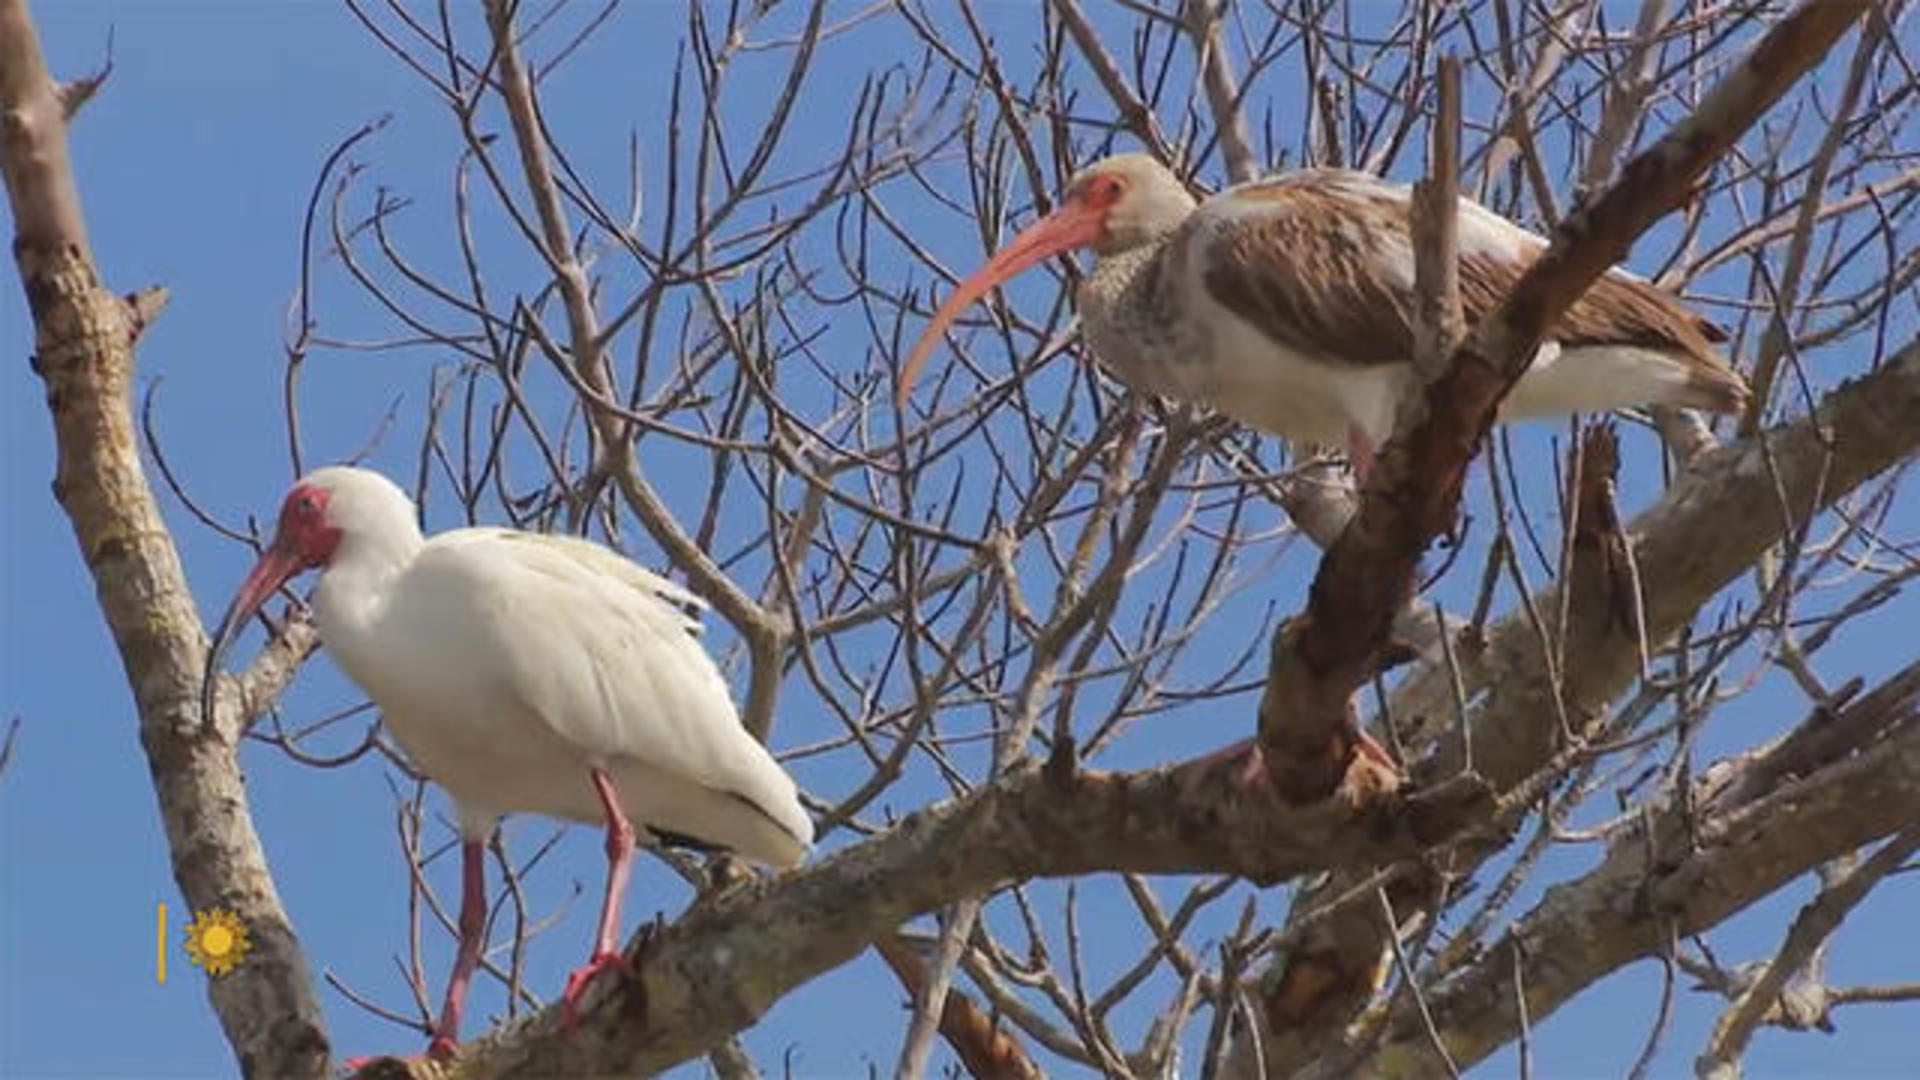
(900, 153), (1748, 480)
(203, 466), (812, 1058)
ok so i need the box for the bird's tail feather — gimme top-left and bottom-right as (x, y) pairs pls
(1504, 344), (1749, 419)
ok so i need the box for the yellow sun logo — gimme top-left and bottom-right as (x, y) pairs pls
(182, 908), (251, 977)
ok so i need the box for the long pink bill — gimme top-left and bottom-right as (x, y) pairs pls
(895, 201), (1104, 406)
(200, 542), (304, 729)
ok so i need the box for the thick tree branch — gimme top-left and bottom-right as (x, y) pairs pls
(1260, 425), (1627, 1075)
(368, 746), (1491, 1077)
(1249, 61), (1471, 1058)
(1433, 333), (1920, 788)
(0, 1), (328, 1075)
(1694, 823), (1920, 1079)
(1322, 668), (1920, 1078)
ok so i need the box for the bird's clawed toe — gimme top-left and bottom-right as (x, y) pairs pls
(560, 949), (634, 1031)
(701, 855), (755, 899)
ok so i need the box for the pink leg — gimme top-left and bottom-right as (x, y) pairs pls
(1353, 728), (1399, 772)
(427, 838), (488, 1059)
(1347, 425), (1377, 486)
(342, 838), (488, 1069)
(560, 768), (637, 1030)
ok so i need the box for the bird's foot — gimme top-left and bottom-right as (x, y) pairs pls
(1212, 727), (1403, 806)
(700, 856), (756, 901)
(340, 1005), (462, 1071)
(1340, 728), (1405, 804)
(341, 1046), (454, 1077)
(1353, 728), (1399, 772)
(560, 949), (633, 1032)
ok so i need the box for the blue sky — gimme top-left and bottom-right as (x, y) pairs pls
(3, 3), (1915, 1078)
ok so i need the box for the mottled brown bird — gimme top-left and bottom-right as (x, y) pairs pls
(901, 153), (1747, 480)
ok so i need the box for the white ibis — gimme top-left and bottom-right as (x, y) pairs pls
(202, 466), (812, 1058)
(900, 153), (1749, 479)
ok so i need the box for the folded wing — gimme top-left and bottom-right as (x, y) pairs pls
(400, 529), (812, 866)
(1191, 168), (1745, 410)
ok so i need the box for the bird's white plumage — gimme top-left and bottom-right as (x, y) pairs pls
(206, 466), (814, 1051)
(1179, 296), (1413, 445)
(302, 467), (811, 868)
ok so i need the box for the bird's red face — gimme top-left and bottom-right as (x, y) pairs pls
(896, 169), (1129, 404)
(202, 482), (342, 721)
(266, 482), (345, 571)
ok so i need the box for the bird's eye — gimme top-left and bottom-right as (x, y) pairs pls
(297, 495), (317, 516)
(1076, 175), (1125, 206)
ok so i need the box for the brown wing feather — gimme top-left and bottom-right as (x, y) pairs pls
(1201, 181), (1416, 368)
(1200, 173), (1747, 411)
(1457, 253), (1745, 411)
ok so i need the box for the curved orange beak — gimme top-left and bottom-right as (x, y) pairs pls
(200, 538), (307, 729)
(896, 198), (1105, 406)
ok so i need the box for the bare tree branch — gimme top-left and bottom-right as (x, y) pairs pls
(1695, 824), (1920, 1079)
(878, 931), (1044, 1080)
(1324, 663), (1920, 1078)
(403, 749), (1490, 1077)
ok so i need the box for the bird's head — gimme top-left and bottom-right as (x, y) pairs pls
(1070, 153), (1197, 255)
(896, 154), (1196, 404)
(201, 466), (416, 723)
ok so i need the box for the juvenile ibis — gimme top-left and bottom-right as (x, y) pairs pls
(901, 153), (1749, 479)
(203, 466), (812, 1057)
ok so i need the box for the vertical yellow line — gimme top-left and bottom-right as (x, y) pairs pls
(156, 902), (167, 984)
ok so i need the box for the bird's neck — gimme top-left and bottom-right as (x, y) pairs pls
(1078, 239), (1190, 392)
(311, 525), (424, 648)
(1087, 241), (1168, 303)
